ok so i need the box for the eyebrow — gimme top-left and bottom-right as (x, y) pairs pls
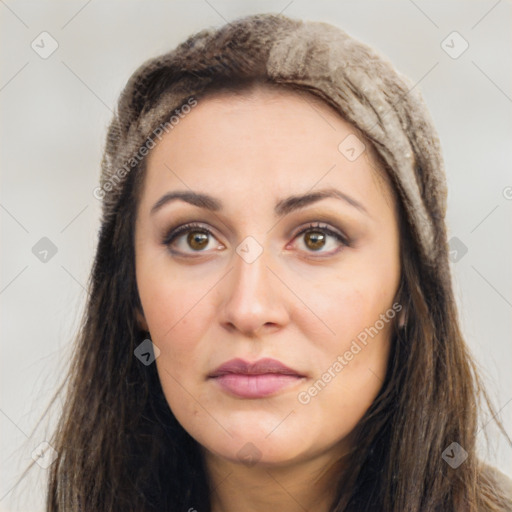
(150, 187), (369, 217)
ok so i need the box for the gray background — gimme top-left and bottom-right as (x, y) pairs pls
(1, 1), (511, 510)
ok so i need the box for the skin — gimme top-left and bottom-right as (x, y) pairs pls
(134, 85), (402, 512)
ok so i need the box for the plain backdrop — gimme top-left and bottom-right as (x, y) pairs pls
(1, 1), (511, 510)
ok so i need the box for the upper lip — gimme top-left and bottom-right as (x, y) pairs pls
(208, 358), (304, 378)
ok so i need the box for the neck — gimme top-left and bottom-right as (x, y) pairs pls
(203, 447), (347, 512)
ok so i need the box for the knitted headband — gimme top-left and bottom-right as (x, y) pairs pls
(98, 13), (448, 270)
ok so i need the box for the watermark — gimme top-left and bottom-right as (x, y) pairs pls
(441, 31), (469, 60)
(32, 441), (58, 468)
(297, 302), (402, 405)
(503, 186), (512, 200)
(442, 442), (468, 469)
(32, 237), (58, 263)
(236, 236), (263, 264)
(236, 441), (262, 466)
(93, 97), (198, 200)
(448, 236), (468, 263)
(31, 31), (59, 59)
(134, 338), (161, 366)
(338, 133), (366, 162)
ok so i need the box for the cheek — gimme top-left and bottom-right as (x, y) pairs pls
(291, 268), (391, 350)
(136, 264), (218, 405)
(296, 289), (393, 440)
(138, 270), (214, 424)
(137, 257), (208, 340)
(291, 266), (395, 418)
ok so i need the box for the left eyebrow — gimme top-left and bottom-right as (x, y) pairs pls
(274, 187), (369, 217)
(150, 187), (370, 218)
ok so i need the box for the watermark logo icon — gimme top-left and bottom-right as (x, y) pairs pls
(31, 32), (59, 59)
(448, 236), (468, 263)
(441, 31), (469, 59)
(338, 134), (366, 162)
(32, 441), (58, 468)
(236, 442), (262, 466)
(32, 237), (58, 263)
(134, 339), (161, 366)
(236, 236), (263, 264)
(442, 442), (468, 468)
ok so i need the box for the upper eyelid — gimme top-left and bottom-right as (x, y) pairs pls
(294, 222), (345, 237)
(163, 222), (211, 242)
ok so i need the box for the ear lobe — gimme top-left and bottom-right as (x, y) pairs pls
(135, 308), (149, 332)
(398, 307), (407, 329)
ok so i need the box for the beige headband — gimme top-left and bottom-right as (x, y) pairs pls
(98, 13), (448, 268)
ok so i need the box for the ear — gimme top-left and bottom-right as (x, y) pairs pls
(135, 307), (149, 332)
(398, 307), (407, 329)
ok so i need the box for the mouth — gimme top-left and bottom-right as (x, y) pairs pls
(208, 357), (306, 399)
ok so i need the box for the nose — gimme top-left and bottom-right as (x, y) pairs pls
(218, 241), (290, 337)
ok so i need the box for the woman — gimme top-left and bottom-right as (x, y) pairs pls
(42, 12), (511, 511)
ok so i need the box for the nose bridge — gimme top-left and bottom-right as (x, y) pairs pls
(220, 237), (286, 334)
(231, 239), (274, 307)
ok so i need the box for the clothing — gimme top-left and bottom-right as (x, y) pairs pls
(99, 13), (447, 276)
(483, 464), (512, 500)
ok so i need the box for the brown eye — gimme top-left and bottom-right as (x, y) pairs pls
(293, 223), (348, 255)
(163, 222), (221, 254)
(186, 230), (209, 250)
(304, 230), (327, 251)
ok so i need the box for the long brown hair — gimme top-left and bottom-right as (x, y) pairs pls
(18, 13), (512, 512)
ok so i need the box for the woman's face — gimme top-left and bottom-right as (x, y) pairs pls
(134, 87), (402, 469)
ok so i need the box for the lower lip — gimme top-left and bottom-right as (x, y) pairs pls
(211, 373), (304, 398)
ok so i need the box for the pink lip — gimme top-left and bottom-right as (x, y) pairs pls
(208, 358), (305, 398)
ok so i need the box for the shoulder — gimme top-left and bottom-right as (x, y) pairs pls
(481, 463), (512, 493)
(478, 462), (512, 510)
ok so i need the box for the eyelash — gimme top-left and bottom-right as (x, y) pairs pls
(162, 221), (349, 257)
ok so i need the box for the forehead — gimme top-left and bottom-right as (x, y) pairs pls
(140, 86), (396, 215)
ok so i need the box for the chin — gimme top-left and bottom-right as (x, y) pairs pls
(199, 427), (313, 468)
